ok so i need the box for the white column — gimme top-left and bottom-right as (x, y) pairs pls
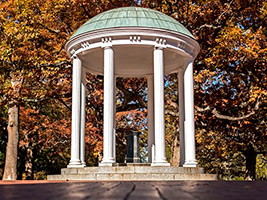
(178, 70), (185, 166)
(100, 46), (115, 166)
(151, 47), (170, 166)
(147, 76), (154, 163)
(68, 56), (82, 168)
(80, 71), (86, 167)
(113, 76), (116, 162)
(183, 61), (197, 167)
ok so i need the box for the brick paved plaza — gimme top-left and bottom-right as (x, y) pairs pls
(0, 181), (266, 200)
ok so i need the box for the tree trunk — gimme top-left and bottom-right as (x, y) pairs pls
(3, 74), (23, 181)
(245, 143), (257, 180)
(170, 133), (180, 166)
(3, 105), (19, 180)
(25, 145), (33, 180)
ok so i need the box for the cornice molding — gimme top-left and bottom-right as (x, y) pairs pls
(66, 27), (199, 59)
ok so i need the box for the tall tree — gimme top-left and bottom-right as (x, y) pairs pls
(0, 0), (72, 179)
(1, 0), (266, 180)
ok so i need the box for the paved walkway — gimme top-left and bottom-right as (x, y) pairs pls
(0, 181), (266, 200)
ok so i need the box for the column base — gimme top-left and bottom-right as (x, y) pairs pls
(183, 160), (198, 167)
(67, 160), (85, 168)
(99, 158), (116, 167)
(151, 161), (170, 167)
(99, 162), (116, 167)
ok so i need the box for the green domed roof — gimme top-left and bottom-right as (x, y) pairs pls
(71, 7), (194, 39)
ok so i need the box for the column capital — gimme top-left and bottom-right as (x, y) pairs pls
(154, 37), (166, 50)
(154, 46), (165, 50)
(102, 45), (113, 50)
(101, 37), (113, 49)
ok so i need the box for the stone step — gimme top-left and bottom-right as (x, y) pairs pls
(61, 166), (205, 175)
(47, 173), (217, 181)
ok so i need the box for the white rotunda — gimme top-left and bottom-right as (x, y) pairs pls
(65, 7), (199, 168)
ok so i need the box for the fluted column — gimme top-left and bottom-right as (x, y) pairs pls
(68, 56), (82, 168)
(147, 75), (154, 163)
(80, 71), (86, 167)
(178, 70), (185, 166)
(100, 46), (115, 166)
(151, 47), (170, 166)
(183, 61), (197, 167)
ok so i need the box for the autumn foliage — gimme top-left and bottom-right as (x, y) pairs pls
(0, 0), (266, 180)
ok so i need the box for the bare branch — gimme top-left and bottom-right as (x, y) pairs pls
(116, 80), (146, 109)
(196, 106), (211, 112)
(21, 97), (70, 110)
(211, 109), (255, 121)
(166, 99), (178, 109)
(21, 97), (50, 103)
(197, 0), (234, 31)
(216, 0), (235, 23)
(37, 60), (71, 69)
(197, 24), (222, 30)
(116, 104), (144, 112)
(165, 110), (178, 117)
(56, 98), (71, 110)
(36, 23), (60, 34)
(196, 98), (261, 121)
